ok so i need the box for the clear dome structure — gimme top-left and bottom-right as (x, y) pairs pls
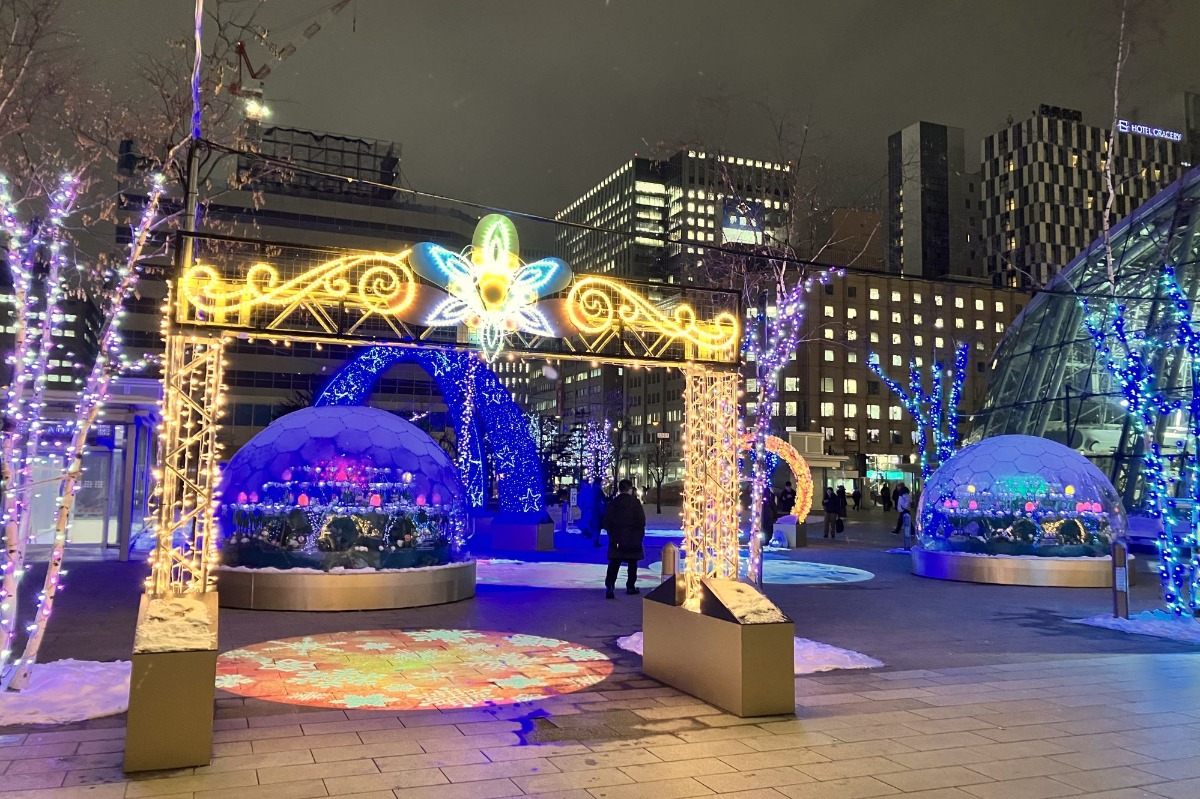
(917, 435), (1126, 556)
(216, 406), (467, 570)
(976, 167), (1200, 515)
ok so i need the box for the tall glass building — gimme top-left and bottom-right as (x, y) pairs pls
(975, 166), (1200, 515)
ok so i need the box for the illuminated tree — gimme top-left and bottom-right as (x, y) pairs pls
(0, 0), (268, 690)
(1082, 269), (1200, 617)
(867, 342), (970, 482)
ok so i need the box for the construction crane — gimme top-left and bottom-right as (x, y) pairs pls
(229, 0), (354, 118)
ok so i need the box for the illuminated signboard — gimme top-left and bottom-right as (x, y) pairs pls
(1118, 120), (1183, 142)
(722, 199), (765, 245)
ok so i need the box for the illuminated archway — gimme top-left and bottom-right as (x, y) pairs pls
(742, 434), (813, 519)
(315, 346), (543, 518)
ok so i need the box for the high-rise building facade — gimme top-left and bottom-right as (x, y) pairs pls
(550, 150), (790, 487)
(118, 126), (479, 448)
(980, 104), (1183, 287)
(886, 122), (982, 279)
(556, 150), (791, 282)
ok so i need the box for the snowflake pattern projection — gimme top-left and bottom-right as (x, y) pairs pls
(216, 630), (613, 711)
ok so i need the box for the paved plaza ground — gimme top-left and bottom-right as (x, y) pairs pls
(1, 507), (1198, 798)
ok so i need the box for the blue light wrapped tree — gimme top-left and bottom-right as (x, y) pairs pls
(1083, 265), (1200, 616)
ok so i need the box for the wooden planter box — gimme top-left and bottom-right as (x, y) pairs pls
(642, 577), (794, 717)
(124, 592), (219, 773)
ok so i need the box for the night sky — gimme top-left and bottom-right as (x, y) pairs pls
(70, 1), (1200, 223)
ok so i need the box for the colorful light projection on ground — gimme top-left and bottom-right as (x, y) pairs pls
(315, 347), (544, 517)
(412, 215), (571, 362)
(215, 629), (613, 710)
(740, 434), (814, 519)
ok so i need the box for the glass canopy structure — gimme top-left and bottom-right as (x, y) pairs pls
(975, 166), (1200, 514)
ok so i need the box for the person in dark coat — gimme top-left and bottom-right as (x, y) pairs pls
(760, 484), (777, 535)
(836, 485), (848, 517)
(822, 487), (838, 538)
(851, 486), (862, 511)
(881, 484), (892, 512)
(779, 481), (797, 516)
(602, 479), (646, 598)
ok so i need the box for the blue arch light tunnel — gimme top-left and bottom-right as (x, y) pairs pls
(314, 346), (545, 519)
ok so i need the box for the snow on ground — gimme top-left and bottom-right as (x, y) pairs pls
(0, 660), (130, 725)
(1073, 610), (1200, 645)
(133, 596), (216, 653)
(616, 632), (883, 675)
(706, 579), (789, 624)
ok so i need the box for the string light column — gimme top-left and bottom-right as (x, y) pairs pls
(681, 367), (740, 606)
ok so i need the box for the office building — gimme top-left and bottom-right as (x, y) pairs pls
(980, 103), (1184, 287)
(886, 122), (982, 279)
(556, 150), (792, 282)
(118, 126), (480, 448)
(785, 271), (1025, 486)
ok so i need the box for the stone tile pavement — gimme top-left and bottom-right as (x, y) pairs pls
(2, 650), (1198, 798)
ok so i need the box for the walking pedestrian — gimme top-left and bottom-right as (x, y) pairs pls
(836, 485), (848, 518)
(852, 485), (862, 511)
(881, 483), (892, 512)
(891, 485), (911, 535)
(602, 479), (646, 599)
(822, 487), (839, 539)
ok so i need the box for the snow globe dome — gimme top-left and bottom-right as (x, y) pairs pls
(216, 406), (466, 571)
(917, 435), (1125, 557)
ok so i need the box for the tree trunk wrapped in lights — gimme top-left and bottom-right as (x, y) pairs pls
(866, 342), (970, 483)
(0, 173), (166, 690)
(1082, 269), (1200, 617)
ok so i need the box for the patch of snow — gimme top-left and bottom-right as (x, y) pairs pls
(616, 632), (883, 675)
(0, 660), (130, 725)
(1072, 610), (1200, 645)
(885, 547), (911, 554)
(705, 579), (789, 624)
(133, 597), (215, 653)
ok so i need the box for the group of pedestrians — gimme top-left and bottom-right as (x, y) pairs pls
(820, 481), (912, 540)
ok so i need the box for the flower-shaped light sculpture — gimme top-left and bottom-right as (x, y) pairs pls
(412, 214), (572, 361)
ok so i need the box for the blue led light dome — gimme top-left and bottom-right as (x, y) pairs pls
(216, 406), (466, 570)
(917, 435), (1125, 557)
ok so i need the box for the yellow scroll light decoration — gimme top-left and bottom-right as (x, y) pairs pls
(180, 251), (417, 319)
(566, 274), (739, 356)
(740, 433), (814, 519)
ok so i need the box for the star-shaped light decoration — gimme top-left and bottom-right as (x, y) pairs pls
(412, 214), (572, 361)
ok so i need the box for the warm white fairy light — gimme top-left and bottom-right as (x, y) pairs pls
(1, 173), (166, 689)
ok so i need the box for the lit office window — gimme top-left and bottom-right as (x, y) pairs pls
(820, 377), (834, 392)
(844, 378), (858, 393)
(844, 403), (857, 417)
(820, 401), (834, 417)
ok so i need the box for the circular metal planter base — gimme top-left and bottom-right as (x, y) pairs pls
(911, 549), (1129, 588)
(215, 561), (476, 611)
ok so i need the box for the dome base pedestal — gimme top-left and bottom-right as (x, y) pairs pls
(911, 548), (1132, 588)
(216, 562), (476, 611)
